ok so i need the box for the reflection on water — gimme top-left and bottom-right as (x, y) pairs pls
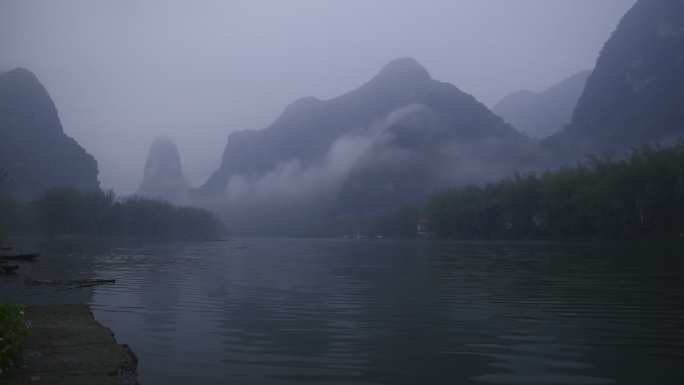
(2, 239), (683, 384)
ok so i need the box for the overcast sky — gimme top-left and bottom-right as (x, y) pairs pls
(0, 0), (637, 194)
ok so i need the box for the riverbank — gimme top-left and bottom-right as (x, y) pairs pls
(7, 305), (138, 385)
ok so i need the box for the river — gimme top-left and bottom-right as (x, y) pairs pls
(3, 238), (684, 384)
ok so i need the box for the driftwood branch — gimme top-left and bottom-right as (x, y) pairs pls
(11, 277), (117, 299)
(25, 278), (116, 286)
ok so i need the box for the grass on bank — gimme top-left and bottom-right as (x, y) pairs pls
(0, 300), (29, 377)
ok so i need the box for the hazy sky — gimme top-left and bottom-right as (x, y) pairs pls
(0, 0), (637, 194)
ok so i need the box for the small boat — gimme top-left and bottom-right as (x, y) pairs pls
(0, 251), (41, 261)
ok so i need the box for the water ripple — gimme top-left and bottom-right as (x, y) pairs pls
(3, 238), (683, 384)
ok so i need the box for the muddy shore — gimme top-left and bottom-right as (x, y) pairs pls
(7, 305), (138, 385)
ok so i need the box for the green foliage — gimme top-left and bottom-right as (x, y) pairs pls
(425, 142), (684, 240)
(0, 300), (29, 375)
(0, 196), (37, 237)
(35, 187), (114, 236)
(2, 187), (225, 239)
(111, 195), (225, 238)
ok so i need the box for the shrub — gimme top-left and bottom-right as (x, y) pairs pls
(0, 300), (29, 376)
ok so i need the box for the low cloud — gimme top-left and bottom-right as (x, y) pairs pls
(221, 104), (426, 205)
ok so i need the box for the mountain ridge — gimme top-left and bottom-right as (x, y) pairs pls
(546, 0), (684, 158)
(493, 69), (591, 138)
(201, 58), (524, 197)
(196, 58), (538, 235)
(0, 67), (99, 197)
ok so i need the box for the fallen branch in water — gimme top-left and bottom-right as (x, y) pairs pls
(25, 278), (116, 286)
(9, 276), (117, 300)
(16, 278), (117, 299)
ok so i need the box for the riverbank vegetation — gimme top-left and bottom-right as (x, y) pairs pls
(424, 142), (684, 240)
(3, 142), (684, 241)
(0, 300), (29, 376)
(0, 187), (225, 239)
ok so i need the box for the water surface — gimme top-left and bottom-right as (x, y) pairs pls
(3, 238), (684, 384)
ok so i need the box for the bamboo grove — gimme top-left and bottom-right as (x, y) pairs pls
(424, 142), (684, 240)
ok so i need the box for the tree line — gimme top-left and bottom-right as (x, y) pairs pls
(423, 142), (684, 240)
(286, 142), (684, 240)
(0, 186), (225, 239)
(4, 141), (684, 241)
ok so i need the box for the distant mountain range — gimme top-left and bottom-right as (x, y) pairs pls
(193, 58), (546, 234)
(2, 0), (683, 237)
(0, 68), (99, 198)
(142, 0), (684, 235)
(200, 58), (524, 196)
(493, 70), (591, 139)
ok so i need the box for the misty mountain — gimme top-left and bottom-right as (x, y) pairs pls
(137, 137), (190, 203)
(0, 68), (99, 197)
(493, 70), (591, 138)
(545, 0), (684, 158)
(198, 58), (540, 235)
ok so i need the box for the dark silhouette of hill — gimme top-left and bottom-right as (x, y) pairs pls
(545, 0), (684, 159)
(493, 70), (591, 138)
(197, 58), (543, 235)
(137, 137), (190, 204)
(201, 58), (524, 195)
(0, 68), (99, 198)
